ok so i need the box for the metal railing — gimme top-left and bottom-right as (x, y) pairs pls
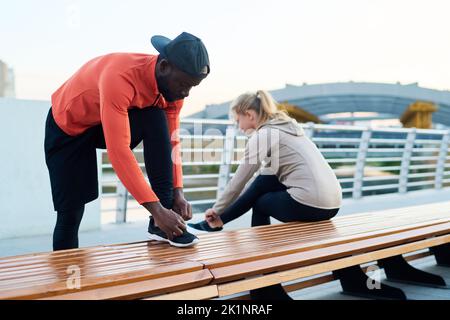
(99, 119), (450, 223)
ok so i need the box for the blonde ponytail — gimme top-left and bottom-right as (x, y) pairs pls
(230, 90), (291, 129)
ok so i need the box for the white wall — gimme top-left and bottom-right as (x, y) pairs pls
(0, 98), (101, 239)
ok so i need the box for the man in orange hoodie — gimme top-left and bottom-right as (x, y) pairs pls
(45, 32), (210, 249)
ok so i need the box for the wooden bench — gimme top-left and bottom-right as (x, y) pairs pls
(1, 201), (449, 300)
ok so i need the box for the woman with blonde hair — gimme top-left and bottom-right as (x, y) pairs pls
(189, 90), (342, 299)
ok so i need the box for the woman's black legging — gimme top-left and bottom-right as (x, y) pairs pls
(53, 108), (174, 251)
(218, 174), (339, 300)
(220, 175), (339, 227)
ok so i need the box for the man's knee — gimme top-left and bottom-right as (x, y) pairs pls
(140, 107), (167, 122)
(55, 206), (85, 228)
(141, 108), (170, 138)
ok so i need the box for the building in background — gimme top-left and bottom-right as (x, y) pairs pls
(189, 82), (450, 129)
(0, 60), (16, 98)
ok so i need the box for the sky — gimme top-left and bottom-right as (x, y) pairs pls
(2, 0), (450, 116)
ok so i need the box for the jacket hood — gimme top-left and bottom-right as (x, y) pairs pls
(258, 117), (305, 136)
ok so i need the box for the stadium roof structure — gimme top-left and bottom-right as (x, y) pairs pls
(191, 82), (450, 127)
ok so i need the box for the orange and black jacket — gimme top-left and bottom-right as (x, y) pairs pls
(51, 53), (183, 204)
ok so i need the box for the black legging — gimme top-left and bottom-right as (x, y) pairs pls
(53, 205), (85, 251)
(53, 108), (174, 251)
(218, 174), (339, 300)
(220, 175), (339, 227)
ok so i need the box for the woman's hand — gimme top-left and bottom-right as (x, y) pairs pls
(205, 208), (223, 228)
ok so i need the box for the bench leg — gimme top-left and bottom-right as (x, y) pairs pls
(429, 243), (450, 267)
(378, 255), (447, 288)
(333, 265), (407, 300)
(333, 266), (407, 300)
(250, 284), (293, 300)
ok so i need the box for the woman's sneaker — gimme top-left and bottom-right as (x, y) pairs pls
(148, 217), (199, 248)
(188, 220), (223, 232)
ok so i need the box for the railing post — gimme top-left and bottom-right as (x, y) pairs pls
(434, 131), (450, 189)
(352, 129), (372, 199)
(217, 126), (236, 197)
(115, 181), (128, 223)
(399, 129), (417, 194)
(303, 122), (315, 139)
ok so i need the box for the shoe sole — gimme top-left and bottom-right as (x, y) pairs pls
(147, 233), (199, 248)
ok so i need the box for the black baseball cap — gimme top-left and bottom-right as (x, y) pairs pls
(151, 32), (210, 78)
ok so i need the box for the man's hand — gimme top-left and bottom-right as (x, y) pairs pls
(143, 201), (186, 240)
(172, 188), (192, 221)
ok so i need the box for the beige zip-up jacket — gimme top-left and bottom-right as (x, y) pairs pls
(212, 118), (342, 214)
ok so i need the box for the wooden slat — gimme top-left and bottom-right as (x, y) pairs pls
(0, 245), (147, 265)
(0, 252), (176, 285)
(145, 285), (219, 300)
(0, 261), (204, 300)
(0, 255), (165, 283)
(39, 269), (214, 300)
